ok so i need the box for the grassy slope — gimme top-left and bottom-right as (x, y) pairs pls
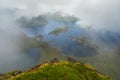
(24, 37), (67, 62)
(6, 61), (110, 80)
(38, 41), (67, 63)
(49, 26), (68, 36)
(74, 49), (120, 80)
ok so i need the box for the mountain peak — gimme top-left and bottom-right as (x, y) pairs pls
(1, 59), (111, 80)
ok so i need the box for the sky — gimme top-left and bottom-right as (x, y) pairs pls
(0, 0), (120, 31)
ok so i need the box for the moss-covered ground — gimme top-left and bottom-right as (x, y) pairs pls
(0, 61), (110, 80)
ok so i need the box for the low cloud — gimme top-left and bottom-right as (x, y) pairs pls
(75, 0), (120, 32)
(0, 0), (120, 32)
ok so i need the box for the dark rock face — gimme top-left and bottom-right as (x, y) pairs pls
(50, 58), (59, 64)
(11, 71), (22, 76)
(67, 57), (77, 63)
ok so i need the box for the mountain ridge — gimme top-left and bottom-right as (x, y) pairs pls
(0, 58), (111, 80)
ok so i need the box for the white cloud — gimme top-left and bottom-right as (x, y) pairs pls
(74, 0), (120, 31)
(0, 0), (120, 31)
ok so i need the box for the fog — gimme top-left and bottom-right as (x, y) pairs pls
(0, 0), (120, 79)
(0, 0), (120, 31)
(0, 0), (120, 65)
(0, 9), (24, 57)
(75, 0), (120, 32)
(0, 9), (41, 73)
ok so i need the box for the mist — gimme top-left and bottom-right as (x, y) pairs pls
(0, 9), (24, 56)
(0, 0), (120, 65)
(0, 9), (41, 73)
(1, 0), (120, 32)
(75, 0), (120, 32)
(0, 0), (120, 79)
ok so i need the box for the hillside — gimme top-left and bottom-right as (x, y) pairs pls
(0, 58), (110, 80)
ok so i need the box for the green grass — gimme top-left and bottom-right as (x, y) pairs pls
(49, 26), (68, 35)
(8, 61), (110, 80)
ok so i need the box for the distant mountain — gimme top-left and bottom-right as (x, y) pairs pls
(17, 13), (120, 49)
(86, 29), (120, 49)
(16, 13), (120, 57)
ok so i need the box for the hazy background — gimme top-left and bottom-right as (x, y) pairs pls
(0, 0), (120, 79)
(0, 0), (120, 31)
